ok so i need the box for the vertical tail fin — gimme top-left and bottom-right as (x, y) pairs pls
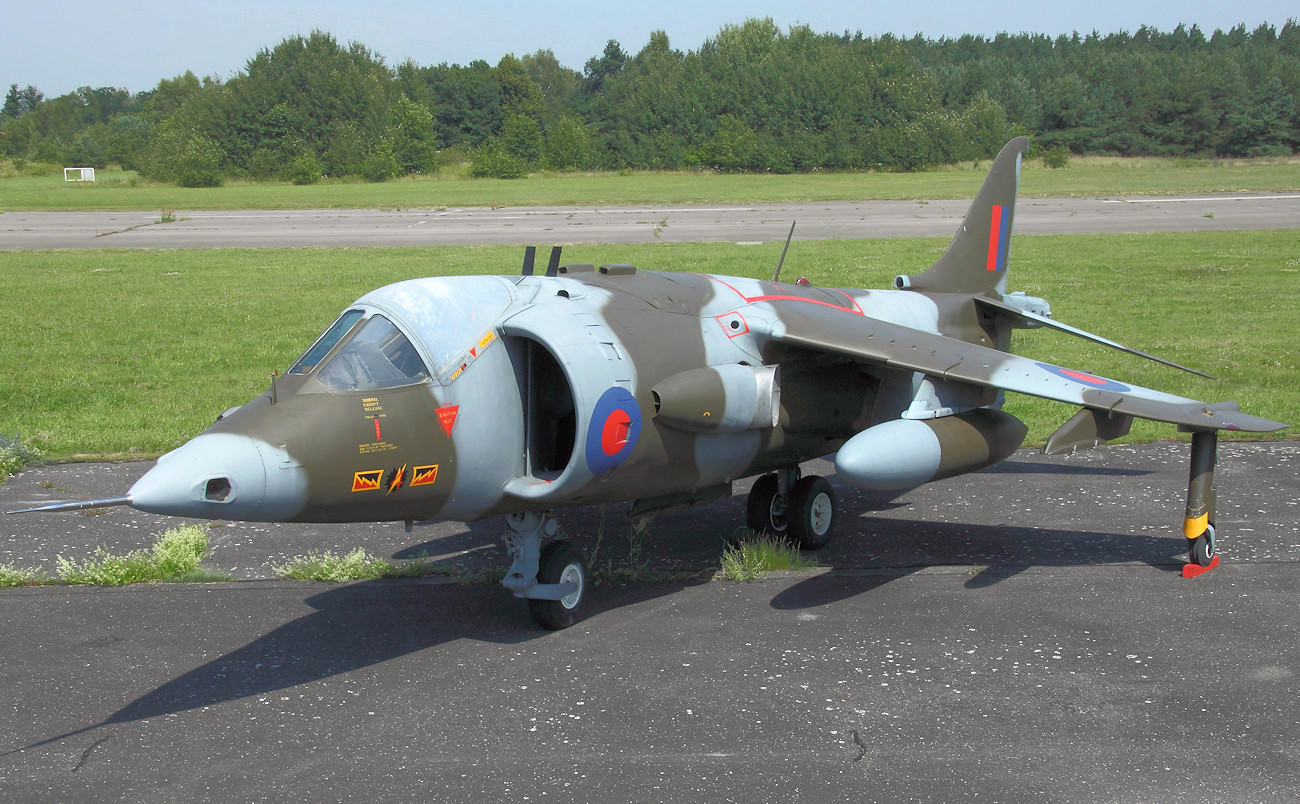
(893, 137), (1029, 297)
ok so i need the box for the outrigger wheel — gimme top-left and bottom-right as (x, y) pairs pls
(745, 469), (836, 550)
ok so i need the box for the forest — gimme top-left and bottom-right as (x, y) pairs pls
(2, 18), (1297, 186)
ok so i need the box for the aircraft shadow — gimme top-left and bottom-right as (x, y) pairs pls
(11, 574), (706, 755)
(977, 460), (1152, 477)
(770, 517), (1186, 611)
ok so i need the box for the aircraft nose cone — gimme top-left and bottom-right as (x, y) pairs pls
(128, 433), (307, 521)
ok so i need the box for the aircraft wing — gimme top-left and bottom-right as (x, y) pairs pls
(759, 301), (1288, 433)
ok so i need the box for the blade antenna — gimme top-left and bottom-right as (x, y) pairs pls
(772, 221), (796, 282)
(521, 246), (536, 276)
(545, 246), (562, 277)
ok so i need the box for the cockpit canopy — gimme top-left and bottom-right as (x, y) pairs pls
(289, 312), (429, 392)
(287, 276), (517, 391)
(316, 314), (429, 391)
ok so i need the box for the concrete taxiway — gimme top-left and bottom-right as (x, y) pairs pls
(3, 193), (1298, 249)
(2, 442), (1298, 801)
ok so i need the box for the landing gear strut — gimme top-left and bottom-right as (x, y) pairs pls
(1183, 430), (1219, 574)
(746, 467), (836, 549)
(502, 511), (588, 629)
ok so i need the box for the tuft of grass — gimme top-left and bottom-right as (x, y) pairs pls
(274, 548), (393, 582)
(0, 564), (51, 587)
(720, 531), (818, 581)
(0, 432), (43, 483)
(56, 524), (219, 585)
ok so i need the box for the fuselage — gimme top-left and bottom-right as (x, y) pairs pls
(126, 267), (999, 524)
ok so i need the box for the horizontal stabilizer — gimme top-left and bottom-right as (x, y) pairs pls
(976, 296), (1211, 378)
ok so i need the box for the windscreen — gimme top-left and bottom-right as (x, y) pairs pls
(316, 315), (430, 391)
(288, 309), (364, 375)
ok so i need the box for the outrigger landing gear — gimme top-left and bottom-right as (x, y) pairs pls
(502, 511), (588, 629)
(746, 466), (837, 549)
(1182, 430), (1219, 577)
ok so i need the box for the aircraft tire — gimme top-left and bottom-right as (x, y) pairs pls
(788, 475), (835, 550)
(1189, 525), (1216, 567)
(745, 474), (790, 536)
(528, 540), (587, 630)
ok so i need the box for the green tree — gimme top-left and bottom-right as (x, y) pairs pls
(361, 140), (399, 182)
(105, 115), (150, 169)
(542, 115), (590, 170)
(2, 84), (43, 118)
(143, 120), (224, 186)
(389, 94), (438, 173)
(522, 49), (582, 123)
(468, 138), (527, 178)
(493, 55), (544, 120)
(288, 152), (324, 184)
(502, 113), (542, 164)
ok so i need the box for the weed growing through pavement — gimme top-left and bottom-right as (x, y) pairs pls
(56, 524), (228, 585)
(0, 564), (50, 587)
(0, 432), (42, 483)
(273, 549), (393, 582)
(720, 530), (818, 581)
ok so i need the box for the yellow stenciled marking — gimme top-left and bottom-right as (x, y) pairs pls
(411, 464), (439, 487)
(478, 330), (496, 350)
(1184, 513), (1209, 539)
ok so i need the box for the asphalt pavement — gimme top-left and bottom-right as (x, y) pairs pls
(3, 192), (1298, 800)
(3, 441), (1298, 801)
(3, 193), (1299, 249)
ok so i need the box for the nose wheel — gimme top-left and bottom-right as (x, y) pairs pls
(528, 540), (588, 630)
(502, 511), (588, 629)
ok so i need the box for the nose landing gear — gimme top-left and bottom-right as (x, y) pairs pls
(502, 511), (588, 629)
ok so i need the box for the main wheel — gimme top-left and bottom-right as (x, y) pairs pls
(746, 473), (790, 535)
(528, 540), (587, 630)
(1189, 525), (1216, 567)
(788, 475), (836, 550)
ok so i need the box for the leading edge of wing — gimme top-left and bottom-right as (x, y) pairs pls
(759, 301), (1288, 433)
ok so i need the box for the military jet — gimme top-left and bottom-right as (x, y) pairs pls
(11, 138), (1286, 628)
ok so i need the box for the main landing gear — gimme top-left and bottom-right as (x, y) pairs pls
(746, 466), (837, 549)
(502, 511), (588, 630)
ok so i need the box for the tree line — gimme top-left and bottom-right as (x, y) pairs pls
(2, 19), (1296, 185)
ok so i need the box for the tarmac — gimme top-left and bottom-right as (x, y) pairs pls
(4, 193), (1298, 799)
(3, 193), (1299, 249)
(3, 441), (1299, 801)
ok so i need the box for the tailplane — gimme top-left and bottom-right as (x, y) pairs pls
(894, 137), (1030, 297)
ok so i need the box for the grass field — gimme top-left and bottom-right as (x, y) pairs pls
(2, 230), (1295, 462)
(3, 154), (1299, 212)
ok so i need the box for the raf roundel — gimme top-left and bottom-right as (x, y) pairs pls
(585, 387), (641, 475)
(1036, 362), (1132, 393)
